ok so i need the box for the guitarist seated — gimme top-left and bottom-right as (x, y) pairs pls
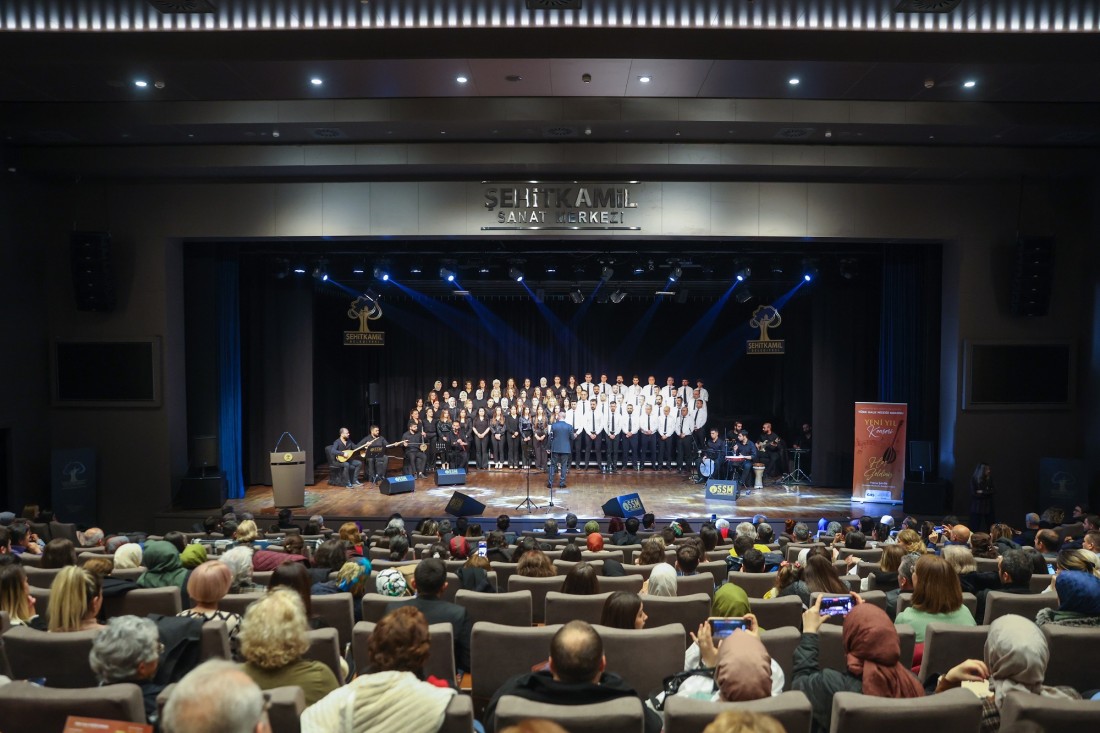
(333, 427), (362, 487)
(756, 422), (786, 477)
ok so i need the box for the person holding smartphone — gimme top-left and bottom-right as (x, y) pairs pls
(792, 593), (924, 732)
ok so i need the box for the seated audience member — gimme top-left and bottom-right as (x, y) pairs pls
(894, 554), (976, 644)
(234, 519), (261, 548)
(676, 544), (701, 576)
(273, 507), (297, 532)
(486, 530), (512, 563)
(1035, 568), (1100, 628)
(77, 526), (106, 548)
(896, 528), (927, 556)
(1017, 513), (1040, 548)
(271, 561), (330, 630)
(89, 615), (166, 724)
(1020, 546), (1049, 577)
(448, 535), (469, 560)
(803, 554), (849, 596)
(0, 562), (38, 625)
(542, 518), (560, 538)
(756, 523), (776, 547)
(387, 558), (472, 674)
(851, 544), (904, 592)
(886, 552), (918, 620)
(739, 548), (766, 574)
(634, 538), (665, 566)
(586, 532), (604, 553)
(668, 617), (783, 703)
(41, 537), (78, 568)
(702, 712), (785, 733)
(339, 522), (365, 557)
(9, 522), (42, 555)
(563, 513), (581, 535)
(485, 620), (662, 733)
(163, 531), (189, 554)
(48, 565), (105, 632)
(643, 563), (677, 597)
(113, 542), (145, 569)
(606, 517), (626, 538)
(975, 548), (1033, 629)
(179, 543), (207, 570)
(162, 659), (269, 733)
(456, 554), (494, 592)
(561, 561), (599, 595)
(611, 517), (641, 546)
(252, 536), (305, 572)
(764, 561), (812, 607)
(313, 560), (371, 622)
(495, 514), (516, 544)
(238, 588), (340, 706)
(793, 597), (924, 732)
(559, 540), (583, 562)
(301, 607), (457, 733)
(1034, 528), (1060, 560)
(1083, 530), (1100, 554)
(309, 538), (350, 584)
(139, 539), (192, 606)
(970, 532), (999, 559)
(179, 560), (243, 642)
(943, 545), (1000, 595)
(790, 522), (812, 543)
(376, 567), (411, 597)
(583, 520), (601, 535)
(220, 545), (258, 594)
(989, 523), (1019, 554)
(83, 557), (129, 596)
(699, 524), (719, 553)
(517, 549), (557, 578)
(932, 614), (1080, 728)
(600, 591), (647, 630)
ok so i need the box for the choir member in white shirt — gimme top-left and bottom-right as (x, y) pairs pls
(603, 400), (623, 471)
(676, 406), (696, 473)
(580, 398), (605, 469)
(659, 376), (678, 403)
(691, 398), (708, 442)
(639, 403), (658, 469)
(656, 404), (677, 470)
(644, 375), (660, 404)
(677, 377), (693, 402)
(695, 378), (709, 403)
(621, 402), (641, 470)
(626, 375), (643, 401)
(580, 372), (596, 398)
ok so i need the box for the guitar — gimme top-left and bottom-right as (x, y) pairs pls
(336, 439), (402, 462)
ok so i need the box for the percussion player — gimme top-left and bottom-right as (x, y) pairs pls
(730, 430), (758, 498)
(702, 428), (724, 480)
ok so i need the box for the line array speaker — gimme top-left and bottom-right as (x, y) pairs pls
(70, 231), (117, 312)
(1010, 236), (1054, 317)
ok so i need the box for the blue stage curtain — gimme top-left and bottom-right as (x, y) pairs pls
(218, 257), (246, 498)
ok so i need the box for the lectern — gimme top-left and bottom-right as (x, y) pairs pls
(270, 432), (306, 507)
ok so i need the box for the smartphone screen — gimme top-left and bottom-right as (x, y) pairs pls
(934, 526), (945, 533)
(708, 617), (748, 639)
(1046, 563), (1056, 575)
(820, 596), (853, 617)
(477, 540), (488, 558)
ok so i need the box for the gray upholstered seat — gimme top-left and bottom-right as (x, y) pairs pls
(0, 680), (145, 727)
(981, 590), (1058, 624)
(829, 687), (982, 733)
(676, 573), (715, 597)
(544, 590), (611, 625)
(750, 595), (804, 631)
(917, 623), (991, 683)
(302, 627), (344, 684)
(663, 691), (814, 733)
(1041, 624), (1100, 690)
(471, 622), (561, 717)
(353, 620), (456, 684)
(2, 625), (100, 687)
(727, 572), (779, 598)
(102, 585), (183, 618)
(999, 690), (1100, 726)
(495, 695), (644, 733)
(759, 626), (802, 691)
(312, 591), (354, 648)
(456, 588), (533, 627)
(817, 623), (915, 672)
(636, 593), (710, 641)
(595, 622), (686, 698)
(508, 574), (565, 623)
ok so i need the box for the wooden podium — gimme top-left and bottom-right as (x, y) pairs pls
(270, 450), (306, 507)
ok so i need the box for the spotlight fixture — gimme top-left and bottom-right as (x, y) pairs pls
(456, 76), (468, 84)
(963, 80), (977, 88)
(569, 289), (585, 304)
(352, 263), (366, 275)
(410, 265), (423, 275)
(372, 266), (390, 282)
(274, 259), (290, 280)
(293, 265), (307, 275)
(310, 78), (323, 86)
(734, 267), (751, 282)
(669, 266), (683, 282)
(312, 260), (329, 282)
(633, 265), (645, 275)
(639, 76), (652, 83)
(134, 80), (148, 88)
(735, 287), (754, 304)
(440, 267), (456, 282)
(479, 267), (490, 274)
(789, 78), (800, 86)
(508, 266), (524, 282)
(802, 261), (820, 282)
(546, 266), (558, 274)
(601, 266), (614, 280)
(609, 290), (627, 304)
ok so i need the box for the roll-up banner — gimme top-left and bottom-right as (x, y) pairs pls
(852, 402), (908, 503)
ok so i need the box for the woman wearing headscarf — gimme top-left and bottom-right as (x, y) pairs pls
(1035, 569), (1100, 627)
(642, 563), (677, 597)
(586, 533), (604, 553)
(792, 595), (924, 732)
(113, 542), (145, 570)
(137, 539), (191, 607)
(667, 624), (785, 703)
(681, 583), (754, 671)
(932, 614), (1079, 732)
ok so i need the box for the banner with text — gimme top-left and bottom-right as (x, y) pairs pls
(852, 402), (908, 502)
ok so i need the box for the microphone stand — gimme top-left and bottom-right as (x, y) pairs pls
(515, 422), (538, 513)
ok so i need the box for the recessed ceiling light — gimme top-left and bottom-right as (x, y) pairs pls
(310, 78), (323, 86)
(788, 78), (800, 86)
(638, 76), (651, 83)
(456, 76), (468, 84)
(134, 80), (148, 88)
(963, 80), (977, 88)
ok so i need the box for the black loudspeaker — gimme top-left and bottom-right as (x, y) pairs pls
(601, 493), (645, 518)
(908, 441), (933, 473)
(368, 382), (380, 406)
(380, 474), (416, 495)
(445, 491), (486, 517)
(435, 468), (467, 486)
(70, 231), (117, 312)
(176, 475), (227, 509)
(903, 480), (949, 517)
(1010, 236), (1054, 317)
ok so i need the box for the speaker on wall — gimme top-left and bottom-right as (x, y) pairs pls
(908, 441), (933, 474)
(368, 382), (380, 406)
(1010, 236), (1054, 317)
(70, 231), (117, 312)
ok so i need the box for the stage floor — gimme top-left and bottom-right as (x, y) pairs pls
(235, 465), (896, 524)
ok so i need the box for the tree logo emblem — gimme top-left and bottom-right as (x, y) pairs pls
(344, 292), (385, 347)
(747, 305), (786, 355)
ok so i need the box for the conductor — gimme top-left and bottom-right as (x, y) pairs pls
(547, 410), (574, 490)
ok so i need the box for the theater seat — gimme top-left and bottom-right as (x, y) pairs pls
(508, 575), (565, 623)
(545, 591), (610, 625)
(302, 627), (344, 684)
(102, 586), (182, 619)
(361, 593), (414, 623)
(218, 592), (265, 617)
(456, 589), (533, 627)
(0, 680), (145, 728)
(200, 618), (231, 660)
(728, 572), (779, 599)
(981, 591), (1058, 624)
(829, 687), (981, 733)
(2, 625), (99, 687)
(439, 694), (476, 733)
(917, 623), (990, 683)
(596, 575), (644, 594)
(676, 573), (715, 598)
(353, 620), (455, 685)
(759, 627), (802, 691)
(999, 690), (1100, 726)
(663, 691), (813, 733)
(595, 623), (686, 699)
(471, 622), (561, 717)
(750, 596), (803, 631)
(640, 594), (710, 642)
(494, 694), (644, 733)
(159, 683), (305, 733)
(311, 592), (354, 649)
(817, 623), (915, 673)
(1041, 624), (1100, 690)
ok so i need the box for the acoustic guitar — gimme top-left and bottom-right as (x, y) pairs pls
(336, 440), (402, 462)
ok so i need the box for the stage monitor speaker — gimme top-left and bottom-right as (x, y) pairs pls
(70, 231), (117, 312)
(903, 480), (949, 517)
(601, 492), (646, 518)
(380, 474), (416, 495)
(368, 382), (380, 406)
(445, 491), (486, 517)
(192, 435), (219, 471)
(908, 441), (933, 473)
(177, 475), (227, 509)
(435, 468), (467, 486)
(1010, 236), (1054, 317)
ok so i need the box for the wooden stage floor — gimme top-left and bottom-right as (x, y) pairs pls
(234, 466), (895, 525)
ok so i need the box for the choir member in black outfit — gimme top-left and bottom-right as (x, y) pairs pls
(505, 405), (522, 469)
(472, 407), (491, 469)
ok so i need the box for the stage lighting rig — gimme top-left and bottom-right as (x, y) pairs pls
(312, 259), (329, 282)
(735, 287), (754, 303)
(601, 265), (614, 280)
(440, 267), (456, 282)
(669, 265), (683, 282)
(569, 289), (585, 304)
(609, 289), (627, 304)
(735, 267), (751, 282)
(508, 266), (525, 282)
(802, 259), (820, 282)
(373, 265), (390, 282)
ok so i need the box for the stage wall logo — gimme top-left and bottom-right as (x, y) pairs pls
(344, 292), (385, 346)
(482, 182), (641, 231)
(747, 305), (785, 355)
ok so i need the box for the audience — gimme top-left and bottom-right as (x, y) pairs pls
(313, 560), (370, 622)
(764, 561), (811, 607)
(220, 545), (258, 594)
(942, 544), (999, 595)
(670, 616), (783, 704)
(302, 606), (457, 733)
(793, 597), (924, 732)
(561, 561), (599, 595)
(803, 554), (849, 596)
(516, 549), (556, 578)
(600, 591), (647, 629)
(138, 539), (192, 606)
(612, 516), (641, 545)
(47, 565), (105, 632)
(635, 538), (665, 565)
(41, 538), (77, 568)
(559, 540), (582, 562)
(376, 567), (410, 597)
(238, 588), (340, 706)
(162, 659), (269, 733)
(271, 560), (330, 630)
(644, 563), (677, 597)
(894, 554), (976, 644)
(114, 542), (145, 569)
(975, 548), (1033, 622)
(386, 558), (472, 674)
(89, 615), (165, 723)
(179, 560), (243, 643)
(0, 562), (37, 625)
(1035, 569), (1100, 627)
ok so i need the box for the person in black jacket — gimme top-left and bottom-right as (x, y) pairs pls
(384, 558), (471, 673)
(611, 516), (641, 546)
(485, 620), (661, 733)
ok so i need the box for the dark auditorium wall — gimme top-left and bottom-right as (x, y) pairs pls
(0, 177), (1095, 529)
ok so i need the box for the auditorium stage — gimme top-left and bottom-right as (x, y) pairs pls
(228, 466), (895, 525)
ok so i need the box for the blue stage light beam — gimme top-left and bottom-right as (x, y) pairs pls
(656, 280), (740, 374)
